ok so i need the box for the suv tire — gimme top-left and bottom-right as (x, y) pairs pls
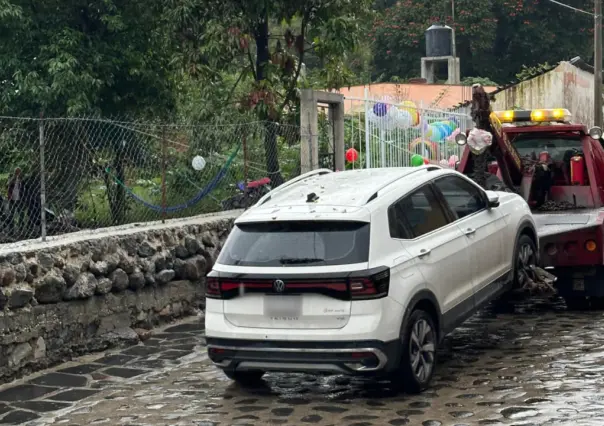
(513, 234), (537, 289)
(395, 309), (437, 394)
(222, 369), (265, 384)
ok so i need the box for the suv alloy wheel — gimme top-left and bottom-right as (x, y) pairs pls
(395, 309), (437, 394)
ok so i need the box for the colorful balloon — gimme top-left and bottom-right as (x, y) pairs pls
(400, 100), (420, 127)
(393, 109), (413, 129)
(411, 154), (424, 167)
(448, 155), (459, 168)
(192, 155), (206, 171)
(345, 148), (359, 163)
(423, 158), (430, 165)
(429, 126), (443, 142)
(373, 103), (388, 117)
(410, 138), (438, 159)
(447, 128), (461, 141)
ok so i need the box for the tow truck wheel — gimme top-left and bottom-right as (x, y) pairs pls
(513, 234), (537, 289)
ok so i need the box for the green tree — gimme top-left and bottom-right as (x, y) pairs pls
(167, 0), (372, 185)
(371, 0), (594, 83)
(0, 0), (175, 224)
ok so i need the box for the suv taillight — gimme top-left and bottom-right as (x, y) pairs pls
(349, 268), (390, 300)
(205, 267), (390, 301)
(206, 277), (222, 299)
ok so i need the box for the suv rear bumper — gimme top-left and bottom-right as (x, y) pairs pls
(206, 337), (401, 376)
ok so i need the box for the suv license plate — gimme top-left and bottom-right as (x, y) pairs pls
(264, 296), (302, 317)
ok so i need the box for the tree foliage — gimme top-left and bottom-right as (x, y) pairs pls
(167, 0), (372, 184)
(371, 0), (594, 83)
(0, 0), (174, 117)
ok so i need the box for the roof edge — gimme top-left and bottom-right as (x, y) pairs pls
(452, 57), (598, 110)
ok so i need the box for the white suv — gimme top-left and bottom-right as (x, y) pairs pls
(205, 166), (538, 392)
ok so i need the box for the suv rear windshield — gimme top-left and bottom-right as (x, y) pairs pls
(217, 221), (370, 267)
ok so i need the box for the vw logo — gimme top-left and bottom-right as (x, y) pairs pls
(273, 279), (285, 293)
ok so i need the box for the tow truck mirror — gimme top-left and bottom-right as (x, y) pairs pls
(485, 190), (500, 208)
(455, 133), (467, 146)
(589, 126), (603, 140)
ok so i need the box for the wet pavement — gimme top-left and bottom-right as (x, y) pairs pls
(2, 296), (604, 425)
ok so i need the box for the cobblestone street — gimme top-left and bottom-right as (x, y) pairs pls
(1, 296), (604, 425)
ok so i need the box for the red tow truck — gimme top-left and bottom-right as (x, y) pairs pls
(456, 108), (604, 308)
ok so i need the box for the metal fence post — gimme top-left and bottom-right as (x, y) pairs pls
(243, 134), (248, 183)
(161, 126), (167, 224)
(39, 114), (47, 241)
(364, 87), (371, 168)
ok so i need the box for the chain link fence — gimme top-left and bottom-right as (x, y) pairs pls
(0, 117), (301, 247)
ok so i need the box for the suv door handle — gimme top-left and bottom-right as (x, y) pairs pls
(464, 228), (476, 236)
(418, 248), (431, 258)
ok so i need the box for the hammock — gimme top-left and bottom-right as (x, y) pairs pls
(105, 144), (240, 213)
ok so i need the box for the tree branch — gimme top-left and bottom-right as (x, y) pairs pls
(224, 67), (247, 104)
(247, 46), (257, 80)
(278, 11), (309, 115)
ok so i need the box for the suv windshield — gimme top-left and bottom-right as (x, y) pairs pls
(217, 221), (370, 267)
(513, 136), (582, 162)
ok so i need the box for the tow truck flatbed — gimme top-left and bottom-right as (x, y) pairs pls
(534, 209), (601, 238)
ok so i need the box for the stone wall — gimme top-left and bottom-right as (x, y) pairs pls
(0, 211), (238, 383)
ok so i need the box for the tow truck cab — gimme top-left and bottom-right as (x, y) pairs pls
(456, 108), (604, 304)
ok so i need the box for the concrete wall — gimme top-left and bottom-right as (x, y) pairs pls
(491, 61), (597, 126)
(0, 211), (238, 383)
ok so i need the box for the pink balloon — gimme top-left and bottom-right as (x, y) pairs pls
(448, 155), (459, 168)
(447, 128), (461, 141)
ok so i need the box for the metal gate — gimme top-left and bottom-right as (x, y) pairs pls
(342, 90), (472, 169)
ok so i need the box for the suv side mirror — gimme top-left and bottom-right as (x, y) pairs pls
(485, 190), (500, 208)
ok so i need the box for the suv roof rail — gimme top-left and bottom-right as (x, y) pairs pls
(253, 168), (333, 207)
(363, 165), (442, 205)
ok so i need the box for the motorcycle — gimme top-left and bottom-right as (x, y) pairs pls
(221, 177), (272, 211)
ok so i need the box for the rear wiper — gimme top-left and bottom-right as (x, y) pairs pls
(279, 257), (324, 264)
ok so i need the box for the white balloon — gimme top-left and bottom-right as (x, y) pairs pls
(367, 108), (383, 123)
(192, 155), (206, 171)
(394, 109), (412, 129)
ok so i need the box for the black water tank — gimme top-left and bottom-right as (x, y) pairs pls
(425, 24), (452, 57)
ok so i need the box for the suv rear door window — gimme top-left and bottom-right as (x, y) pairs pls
(217, 221), (370, 267)
(434, 176), (487, 219)
(395, 185), (449, 238)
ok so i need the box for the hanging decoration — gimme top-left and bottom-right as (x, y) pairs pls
(411, 154), (424, 167)
(192, 155), (206, 171)
(424, 119), (459, 143)
(345, 147), (359, 163)
(400, 100), (420, 127)
(409, 138), (438, 159)
(367, 100), (420, 130)
(448, 155), (459, 168)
